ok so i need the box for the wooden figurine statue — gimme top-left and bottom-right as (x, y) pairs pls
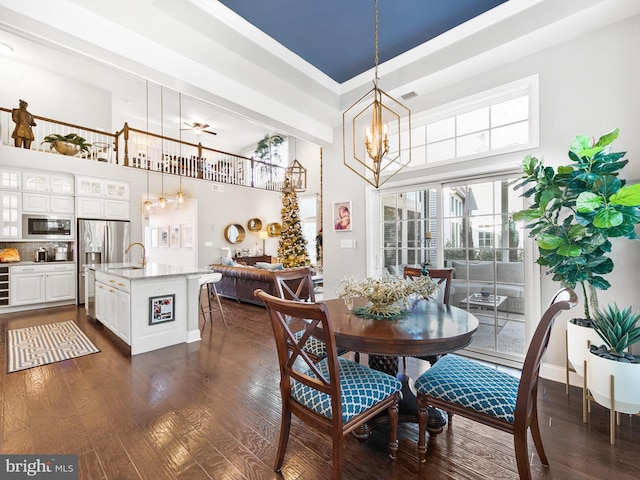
(11, 99), (37, 149)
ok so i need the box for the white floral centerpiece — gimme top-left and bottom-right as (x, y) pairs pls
(337, 275), (438, 319)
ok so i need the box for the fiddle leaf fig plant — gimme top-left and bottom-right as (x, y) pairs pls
(513, 128), (640, 320)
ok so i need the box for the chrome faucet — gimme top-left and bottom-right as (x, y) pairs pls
(125, 242), (147, 267)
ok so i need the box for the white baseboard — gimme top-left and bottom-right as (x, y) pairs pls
(540, 361), (584, 388)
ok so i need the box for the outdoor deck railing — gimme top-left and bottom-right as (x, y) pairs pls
(0, 107), (285, 191)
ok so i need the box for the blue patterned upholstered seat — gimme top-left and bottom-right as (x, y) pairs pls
(292, 330), (327, 360)
(291, 357), (402, 423)
(414, 354), (519, 423)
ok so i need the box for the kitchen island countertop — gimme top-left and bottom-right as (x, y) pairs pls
(87, 262), (210, 280)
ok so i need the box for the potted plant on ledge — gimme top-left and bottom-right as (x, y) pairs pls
(41, 133), (92, 156)
(513, 128), (640, 377)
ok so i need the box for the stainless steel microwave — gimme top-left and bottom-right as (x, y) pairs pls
(22, 215), (74, 240)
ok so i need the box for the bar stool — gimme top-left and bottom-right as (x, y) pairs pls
(199, 272), (228, 329)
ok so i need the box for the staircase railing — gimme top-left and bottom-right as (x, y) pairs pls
(0, 107), (285, 191)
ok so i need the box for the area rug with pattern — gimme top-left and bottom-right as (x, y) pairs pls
(6, 320), (100, 373)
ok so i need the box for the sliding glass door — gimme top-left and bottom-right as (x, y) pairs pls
(377, 175), (527, 364)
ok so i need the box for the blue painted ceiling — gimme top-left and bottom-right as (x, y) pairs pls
(218, 0), (508, 83)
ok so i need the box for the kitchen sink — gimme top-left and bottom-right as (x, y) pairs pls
(110, 266), (145, 270)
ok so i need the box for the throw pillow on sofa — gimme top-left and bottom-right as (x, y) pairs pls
(221, 257), (238, 266)
(255, 261), (284, 271)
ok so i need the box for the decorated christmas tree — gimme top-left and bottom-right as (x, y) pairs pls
(277, 179), (311, 268)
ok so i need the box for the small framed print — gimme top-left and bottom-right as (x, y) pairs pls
(149, 294), (175, 325)
(182, 224), (194, 248)
(159, 226), (169, 247)
(150, 227), (159, 248)
(170, 225), (181, 248)
(333, 201), (352, 232)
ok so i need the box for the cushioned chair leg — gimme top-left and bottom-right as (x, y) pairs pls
(388, 397), (399, 459)
(530, 407), (549, 466)
(513, 434), (533, 480)
(416, 395), (429, 462)
(332, 432), (345, 479)
(274, 407), (292, 472)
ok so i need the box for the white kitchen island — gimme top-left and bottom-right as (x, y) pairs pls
(86, 263), (209, 355)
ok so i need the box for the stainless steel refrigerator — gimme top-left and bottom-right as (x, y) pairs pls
(77, 219), (130, 311)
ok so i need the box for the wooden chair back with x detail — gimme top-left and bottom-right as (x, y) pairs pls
(255, 289), (401, 479)
(403, 266), (453, 305)
(272, 267), (315, 302)
(402, 266), (454, 368)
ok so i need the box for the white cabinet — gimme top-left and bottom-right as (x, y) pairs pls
(95, 271), (131, 343)
(23, 172), (74, 194)
(21, 172), (74, 215)
(0, 190), (22, 239)
(10, 264), (76, 306)
(76, 176), (130, 220)
(118, 290), (131, 343)
(22, 192), (75, 214)
(9, 268), (45, 305)
(76, 176), (129, 200)
(0, 168), (21, 190)
(45, 267), (76, 302)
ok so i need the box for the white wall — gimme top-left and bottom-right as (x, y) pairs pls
(0, 55), (112, 135)
(322, 14), (640, 381)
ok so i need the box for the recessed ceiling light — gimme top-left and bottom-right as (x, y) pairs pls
(401, 91), (417, 100)
(0, 42), (14, 55)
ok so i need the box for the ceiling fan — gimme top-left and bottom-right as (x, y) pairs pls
(181, 122), (217, 136)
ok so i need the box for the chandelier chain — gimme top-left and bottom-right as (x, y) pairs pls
(374, 0), (379, 85)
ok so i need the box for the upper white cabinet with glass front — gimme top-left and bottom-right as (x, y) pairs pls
(21, 171), (74, 214)
(75, 175), (130, 220)
(0, 168), (21, 240)
(23, 172), (74, 194)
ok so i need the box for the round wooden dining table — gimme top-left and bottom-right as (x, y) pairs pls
(316, 298), (479, 439)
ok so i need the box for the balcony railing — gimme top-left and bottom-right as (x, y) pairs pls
(0, 107), (285, 191)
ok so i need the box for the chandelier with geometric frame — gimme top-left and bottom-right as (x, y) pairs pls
(343, 0), (411, 188)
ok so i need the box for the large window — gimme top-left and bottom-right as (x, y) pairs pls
(299, 194), (318, 266)
(404, 75), (538, 169)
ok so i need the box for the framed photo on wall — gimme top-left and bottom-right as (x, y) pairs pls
(149, 294), (175, 325)
(333, 201), (352, 232)
(170, 225), (181, 248)
(159, 226), (169, 247)
(182, 224), (194, 248)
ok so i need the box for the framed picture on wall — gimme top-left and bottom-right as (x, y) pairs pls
(159, 226), (169, 247)
(149, 294), (175, 325)
(333, 201), (352, 232)
(170, 225), (181, 248)
(182, 224), (194, 248)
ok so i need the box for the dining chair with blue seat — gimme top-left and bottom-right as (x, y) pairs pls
(415, 287), (577, 480)
(271, 267), (347, 363)
(255, 289), (402, 480)
(402, 266), (454, 370)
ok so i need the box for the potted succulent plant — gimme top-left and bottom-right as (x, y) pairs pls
(513, 128), (640, 376)
(587, 304), (640, 415)
(41, 133), (92, 156)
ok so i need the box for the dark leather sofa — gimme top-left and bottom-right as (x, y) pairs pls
(207, 264), (311, 305)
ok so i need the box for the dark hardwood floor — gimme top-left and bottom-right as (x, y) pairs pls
(1, 299), (638, 479)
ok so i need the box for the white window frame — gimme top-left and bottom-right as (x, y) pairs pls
(404, 74), (539, 169)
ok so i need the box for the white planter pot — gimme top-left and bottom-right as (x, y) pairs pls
(587, 351), (640, 415)
(567, 319), (602, 377)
